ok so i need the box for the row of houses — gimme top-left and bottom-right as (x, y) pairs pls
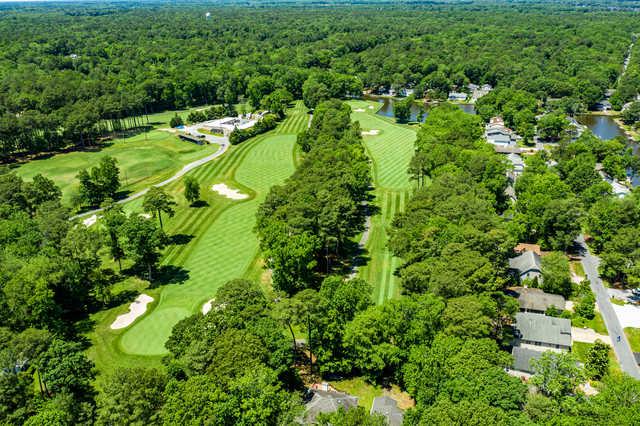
(448, 83), (493, 102)
(507, 244), (572, 375)
(304, 386), (403, 425)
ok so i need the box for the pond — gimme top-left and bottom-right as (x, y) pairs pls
(363, 95), (475, 122)
(576, 114), (640, 186)
(575, 114), (624, 140)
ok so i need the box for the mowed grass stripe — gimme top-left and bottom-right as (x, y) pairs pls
(117, 105), (306, 356)
(347, 100), (416, 304)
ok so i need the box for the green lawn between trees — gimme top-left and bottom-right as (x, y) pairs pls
(347, 100), (417, 304)
(87, 102), (309, 371)
(14, 106), (220, 204)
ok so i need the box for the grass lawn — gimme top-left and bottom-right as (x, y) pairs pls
(87, 102), (309, 366)
(15, 130), (218, 203)
(330, 377), (414, 411)
(572, 341), (621, 376)
(347, 100), (417, 304)
(624, 327), (640, 352)
(572, 311), (608, 335)
(570, 261), (585, 279)
(331, 377), (383, 410)
(610, 297), (626, 306)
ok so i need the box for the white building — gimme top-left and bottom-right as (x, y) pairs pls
(448, 91), (468, 101)
(485, 117), (518, 146)
(199, 114), (259, 136)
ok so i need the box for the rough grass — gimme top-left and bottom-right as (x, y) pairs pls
(572, 341), (621, 376)
(15, 130), (217, 203)
(330, 376), (414, 411)
(347, 100), (417, 304)
(90, 102), (308, 362)
(572, 311), (608, 335)
(624, 327), (640, 352)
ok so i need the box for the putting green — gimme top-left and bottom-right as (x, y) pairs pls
(348, 100), (417, 303)
(117, 102), (308, 356)
(15, 130), (217, 203)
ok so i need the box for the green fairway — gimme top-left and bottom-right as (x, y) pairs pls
(109, 102), (308, 357)
(15, 130), (217, 203)
(348, 100), (417, 303)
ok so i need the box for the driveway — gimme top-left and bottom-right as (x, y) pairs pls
(572, 327), (612, 345)
(576, 235), (640, 378)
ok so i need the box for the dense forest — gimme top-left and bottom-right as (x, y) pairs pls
(1, 3), (640, 158)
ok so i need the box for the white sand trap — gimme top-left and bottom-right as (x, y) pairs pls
(354, 108), (366, 112)
(612, 303), (640, 328)
(110, 294), (154, 329)
(368, 105), (374, 109)
(211, 183), (249, 200)
(139, 213), (152, 219)
(362, 129), (380, 136)
(202, 299), (214, 315)
(83, 214), (99, 227)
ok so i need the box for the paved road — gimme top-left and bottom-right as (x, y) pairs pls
(576, 235), (640, 378)
(71, 130), (229, 220)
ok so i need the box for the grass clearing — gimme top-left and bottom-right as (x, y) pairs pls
(572, 312), (608, 335)
(571, 261), (585, 278)
(347, 100), (417, 303)
(330, 376), (414, 411)
(331, 377), (383, 410)
(15, 130), (217, 203)
(87, 102), (309, 365)
(624, 327), (640, 352)
(572, 341), (621, 376)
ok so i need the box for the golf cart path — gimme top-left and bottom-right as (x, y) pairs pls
(71, 133), (229, 220)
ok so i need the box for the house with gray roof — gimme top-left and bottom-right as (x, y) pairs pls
(508, 251), (542, 283)
(371, 396), (403, 426)
(304, 390), (358, 423)
(507, 287), (566, 314)
(513, 312), (571, 351)
(511, 346), (545, 374)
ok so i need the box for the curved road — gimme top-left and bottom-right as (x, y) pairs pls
(71, 129), (229, 220)
(576, 235), (640, 379)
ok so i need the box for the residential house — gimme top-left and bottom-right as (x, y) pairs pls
(485, 117), (518, 146)
(507, 287), (566, 314)
(507, 153), (525, 179)
(448, 91), (468, 101)
(594, 99), (612, 111)
(371, 396), (404, 426)
(508, 250), (543, 283)
(304, 389), (358, 423)
(513, 312), (572, 352)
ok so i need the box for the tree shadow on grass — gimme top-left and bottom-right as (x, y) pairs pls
(153, 265), (190, 287)
(170, 233), (194, 246)
(190, 200), (209, 208)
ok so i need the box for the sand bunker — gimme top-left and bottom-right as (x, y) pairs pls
(110, 294), (154, 329)
(354, 108), (366, 112)
(83, 214), (99, 227)
(362, 129), (380, 136)
(139, 213), (152, 219)
(211, 183), (249, 200)
(202, 299), (214, 315)
(368, 105), (374, 109)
